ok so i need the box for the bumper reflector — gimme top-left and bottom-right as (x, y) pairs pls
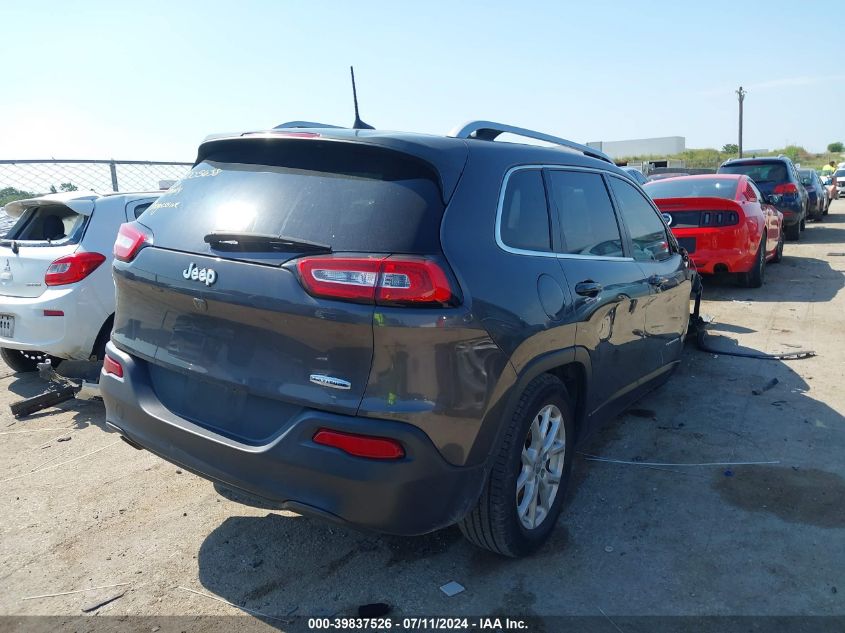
(313, 428), (405, 460)
(103, 354), (124, 378)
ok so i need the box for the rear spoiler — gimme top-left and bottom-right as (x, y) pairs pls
(4, 194), (98, 218)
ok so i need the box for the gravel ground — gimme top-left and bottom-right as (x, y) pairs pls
(1, 202), (844, 631)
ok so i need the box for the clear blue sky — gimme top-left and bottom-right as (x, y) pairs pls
(1, 0), (841, 160)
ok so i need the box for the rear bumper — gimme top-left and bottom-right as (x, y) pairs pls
(777, 203), (804, 226)
(672, 228), (756, 274)
(100, 342), (486, 535)
(0, 286), (105, 359)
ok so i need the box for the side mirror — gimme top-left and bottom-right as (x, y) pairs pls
(766, 194), (782, 205)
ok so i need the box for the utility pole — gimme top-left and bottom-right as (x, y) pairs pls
(736, 86), (747, 158)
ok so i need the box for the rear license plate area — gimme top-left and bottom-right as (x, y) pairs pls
(0, 314), (14, 338)
(677, 237), (696, 254)
(147, 363), (301, 444)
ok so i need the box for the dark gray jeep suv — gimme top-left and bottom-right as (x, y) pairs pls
(101, 121), (694, 556)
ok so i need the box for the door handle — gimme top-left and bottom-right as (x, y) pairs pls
(574, 280), (603, 297)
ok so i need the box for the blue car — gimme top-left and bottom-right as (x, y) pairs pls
(798, 169), (828, 220)
(718, 156), (808, 240)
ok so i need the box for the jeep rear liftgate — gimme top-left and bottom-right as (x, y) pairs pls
(110, 138), (449, 443)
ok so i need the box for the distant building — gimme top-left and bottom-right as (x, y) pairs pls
(587, 136), (685, 159)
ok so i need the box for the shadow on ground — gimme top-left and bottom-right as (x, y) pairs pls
(194, 335), (845, 624)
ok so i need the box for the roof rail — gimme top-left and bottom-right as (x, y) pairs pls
(447, 120), (614, 164)
(274, 121), (344, 129)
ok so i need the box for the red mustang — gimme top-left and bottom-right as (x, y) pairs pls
(643, 174), (784, 288)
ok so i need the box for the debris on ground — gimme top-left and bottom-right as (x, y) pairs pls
(56, 436), (71, 442)
(752, 378), (779, 395)
(80, 589), (126, 613)
(440, 581), (465, 597)
(21, 582), (130, 601)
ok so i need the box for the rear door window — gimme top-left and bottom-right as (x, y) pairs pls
(546, 170), (624, 258)
(499, 169), (552, 253)
(3, 204), (88, 245)
(137, 141), (445, 261)
(609, 177), (672, 262)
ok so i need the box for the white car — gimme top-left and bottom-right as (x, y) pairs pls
(0, 191), (159, 371)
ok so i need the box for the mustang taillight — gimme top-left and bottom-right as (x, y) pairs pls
(773, 183), (799, 195)
(44, 252), (107, 286)
(295, 255), (456, 306)
(700, 211), (740, 227)
(114, 223), (152, 262)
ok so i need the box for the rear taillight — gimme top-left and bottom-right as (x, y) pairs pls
(44, 252), (107, 286)
(774, 183), (799, 195)
(295, 255), (457, 306)
(103, 354), (123, 378)
(700, 211), (740, 227)
(114, 223), (151, 262)
(313, 429), (404, 460)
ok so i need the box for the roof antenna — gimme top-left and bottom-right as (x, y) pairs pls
(350, 66), (374, 130)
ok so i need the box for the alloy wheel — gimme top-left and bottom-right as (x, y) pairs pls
(516, 404), (566, 530)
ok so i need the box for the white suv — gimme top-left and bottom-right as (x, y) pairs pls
(0, 191), (159, 371)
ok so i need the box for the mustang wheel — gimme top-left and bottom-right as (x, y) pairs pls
(459, 374), (574, 557)
(740, 237), (766, 288)
(771, 230), (784, 264)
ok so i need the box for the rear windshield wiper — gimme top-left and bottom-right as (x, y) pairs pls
(203, 232), (332, 253)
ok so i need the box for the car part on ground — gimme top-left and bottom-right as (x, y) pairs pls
(100, 120), (695, 555)
(8, 359), (101, 418)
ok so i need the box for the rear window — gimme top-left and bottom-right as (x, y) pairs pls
(719, 161), (788, 184)
(499, 169), (552, 252)
(3, 204), (88, 245)
(644, 178), (739, 200)
(138, 141), (445, 257)
(835, 170), (845, 179)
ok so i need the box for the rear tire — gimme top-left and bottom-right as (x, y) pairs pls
(771, 230), (784, 263)
(739, 237), (766, 288)
(0, 348), (62, 373)
(785, 221), (800, 241)
(800, 217), (806, 231)
(458, 374), (574, 557)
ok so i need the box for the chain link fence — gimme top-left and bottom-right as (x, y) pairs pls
(0, 159), (193, 203)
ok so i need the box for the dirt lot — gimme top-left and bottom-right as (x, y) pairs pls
(1, 203), (844, 630)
